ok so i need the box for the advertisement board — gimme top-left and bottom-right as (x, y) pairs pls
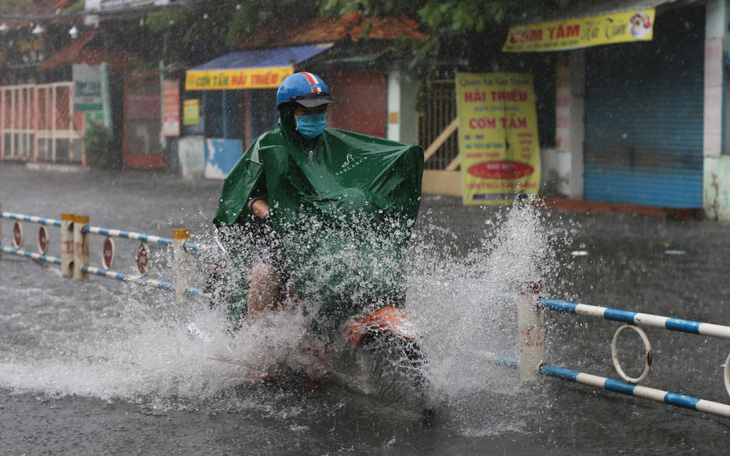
(162, 80), (180, 137)
(72, 64), (103, 111)
(455, 73), (541, 205)
(183, 99), (200, 126)
(185, 67), (294, 90)
(503, 9), (655, 52)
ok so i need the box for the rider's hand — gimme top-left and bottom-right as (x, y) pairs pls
(251, 199), (270, 219)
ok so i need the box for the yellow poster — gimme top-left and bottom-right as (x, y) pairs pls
(455, 73), (540, 205)
(503, 9), (654, 52)
(183, 99), (200, 126)
(185, 66), (294, 90)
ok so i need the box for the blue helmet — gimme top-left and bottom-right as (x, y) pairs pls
(276, 72), (336, 108)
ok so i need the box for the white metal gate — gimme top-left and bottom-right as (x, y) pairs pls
(0, 82), (85, 164)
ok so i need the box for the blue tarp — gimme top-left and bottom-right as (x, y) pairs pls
(188, 43), (334, 71)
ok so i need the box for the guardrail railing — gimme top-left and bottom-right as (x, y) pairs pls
(4, 202), (729, 419)
(503, 285), (730, 418)
(0, 202), (212, 303)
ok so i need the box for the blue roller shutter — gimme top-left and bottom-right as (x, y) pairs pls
(584, 6), (704, 208)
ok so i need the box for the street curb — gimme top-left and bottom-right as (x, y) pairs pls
(543, 197), (705, 220)
(25, 162), (89, 173)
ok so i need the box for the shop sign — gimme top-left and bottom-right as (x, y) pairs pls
(503, 9), (655, 52)
(183, 99), (200, 126)
(163, 80), (180, 137)
(18, 38), (45, 63)
(72, 64), (103, 111)
(127, 94), (159, 120)
(185, 66), (294, 90)
(455, 73), (541, 205)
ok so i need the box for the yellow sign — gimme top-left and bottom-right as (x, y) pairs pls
(19, 38), (44, 52)
(183, 99), (200, 126)
(185, 66), (294, 90)
(455, 73), (541, 205)
(503, 9), (655, 52)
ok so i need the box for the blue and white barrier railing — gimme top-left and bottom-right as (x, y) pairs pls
(0, 204), (211, 302)
(83, 226), (173, 246)
(81, 225), (213, 253)
(538, 298), (730, 340)
(0, 206), (69, 269)
(539, 364), (730, 418)
(0, 246), (62, 265)
(509, 283), (730, 419)
(82, 264), (209, 297)
(486, 352), (730, 418)
(1, 211), (63, 227)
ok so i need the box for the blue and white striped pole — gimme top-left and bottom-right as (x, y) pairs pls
(539, 364), (730, 418)
(82, 225), (173, 246)
(539, 298), (730, 340)
(483, 353), (730, 419)
(0, 246), (62, 265)
(82, 264), (208, 297)
(0, 210), (63, 227)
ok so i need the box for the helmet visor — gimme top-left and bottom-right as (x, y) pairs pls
(290, 92), (336, 108)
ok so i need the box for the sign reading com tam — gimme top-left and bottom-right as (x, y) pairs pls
(455, 73), (540, 205)
(185, 66), (294, 90)
(502, 9), (655, 52)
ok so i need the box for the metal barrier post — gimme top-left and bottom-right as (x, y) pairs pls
(73, 215), (89, 280)
(516, 280), (545, 380)
(60, 213), (74, 277)
(173, 228), (191, 304)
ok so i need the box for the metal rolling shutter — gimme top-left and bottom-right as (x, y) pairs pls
(584, 7), (704, 207)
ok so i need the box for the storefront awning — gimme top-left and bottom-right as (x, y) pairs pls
(185, 43), (334, 90)
(502, 0), (677, 52)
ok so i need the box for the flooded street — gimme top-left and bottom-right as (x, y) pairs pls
(0, 164), (728, 455)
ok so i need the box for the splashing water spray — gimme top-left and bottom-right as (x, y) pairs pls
(0, 195), (566, 432)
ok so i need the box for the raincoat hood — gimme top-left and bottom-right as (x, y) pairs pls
(215, 108), (423, 233)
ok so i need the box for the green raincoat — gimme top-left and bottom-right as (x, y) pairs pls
(214, 108), (423, 337)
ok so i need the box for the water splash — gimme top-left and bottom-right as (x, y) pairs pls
(405, 198), (563, 431)
(0, 197), (567, 434)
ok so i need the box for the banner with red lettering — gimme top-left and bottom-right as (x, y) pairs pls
(455, 73), (540, 205)
(162, 79), (180, 137)
(502, 9), (655, 52)
(185, 66), (293, 90)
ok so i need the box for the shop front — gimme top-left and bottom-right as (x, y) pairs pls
(180, 43), (334, 179)
(504, 1), (707, 209)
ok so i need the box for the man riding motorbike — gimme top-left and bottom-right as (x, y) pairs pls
(212, 72), (424, 354)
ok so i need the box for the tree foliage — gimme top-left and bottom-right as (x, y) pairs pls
(0, 0), (24, 14)
(84, 122), (117, 169)
(321, 0), (561, 71)
(145, 0), (321, 66)
(140, 0), (561, 71)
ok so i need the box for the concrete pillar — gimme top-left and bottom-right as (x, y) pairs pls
(173, 228), (191, 304)
(387, 71), (401, 142)
(73, 215), (89, 280)
(703, 0), (729, 219)
(60, 213), (75, 277)
(386, 69), (419, 145)
(555, 50), (585, 200)
(516, 280), (545, 381)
